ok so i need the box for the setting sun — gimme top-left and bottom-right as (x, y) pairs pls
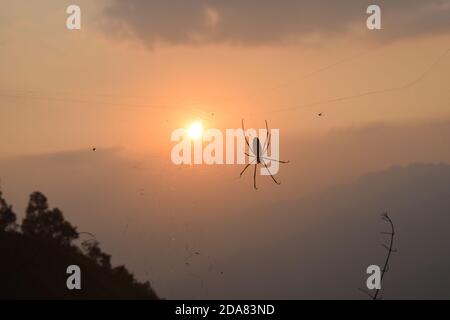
(3, 0), (450, 304)
(187, 121), (204, 140)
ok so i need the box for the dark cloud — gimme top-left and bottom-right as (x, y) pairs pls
(103, 0), (450, 47)
(12, 147), (125, 165)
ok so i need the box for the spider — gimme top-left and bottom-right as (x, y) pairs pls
(240, 119), (289, 189)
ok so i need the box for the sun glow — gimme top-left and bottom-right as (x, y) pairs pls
(187, 121), (204, 140)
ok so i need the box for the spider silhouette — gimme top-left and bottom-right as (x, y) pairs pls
(240, 119), (289, 189)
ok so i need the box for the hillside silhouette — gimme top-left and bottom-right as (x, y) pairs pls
(0, 190), (158, 299)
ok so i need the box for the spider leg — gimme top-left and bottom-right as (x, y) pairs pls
(245, 152), (257, 160)
(261, 156), (290, 164)
(263, 133), (271, 154)
(253, 163), (258, 190)
(240, 159), (255, 177)
(262, 160), (281, 185)
(246, 152), (257, 163)
(241, 119), (254, 154)
(263, 120), (271, 153)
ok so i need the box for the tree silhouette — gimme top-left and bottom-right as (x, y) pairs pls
(0, 190), (17, 232)
(21, 192), (78, 246)
(0, 190), (158, 299)
(82, 240), (112, 269)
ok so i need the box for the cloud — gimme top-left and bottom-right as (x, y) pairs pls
(102, 0), (450, 48)
(16, 147), (124, 164)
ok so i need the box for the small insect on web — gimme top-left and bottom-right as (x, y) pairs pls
(240, 119), (289, 190)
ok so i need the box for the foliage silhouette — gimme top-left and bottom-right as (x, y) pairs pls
(0, 191), (17, 232)
(21, 192), (78, 246)
(83, 240), (112, 270)
(0, 189), (158, 299)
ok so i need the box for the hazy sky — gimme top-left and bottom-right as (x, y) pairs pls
(1, 1), (450, 299)
(1, 0), (449, 155)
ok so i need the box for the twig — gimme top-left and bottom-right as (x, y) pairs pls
(373, 212), (395, 300)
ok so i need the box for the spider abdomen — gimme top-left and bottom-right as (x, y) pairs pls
(253, 138), (262, 163)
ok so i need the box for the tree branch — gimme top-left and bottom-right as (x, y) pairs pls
(373, 212), (396, 300)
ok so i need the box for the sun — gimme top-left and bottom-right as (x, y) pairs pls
(187, 121), (204, 140)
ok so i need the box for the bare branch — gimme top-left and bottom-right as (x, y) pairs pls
(372, 212), (396, 300)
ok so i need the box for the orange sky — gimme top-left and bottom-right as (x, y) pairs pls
(1, 1), (450, 156)
(1, 1), (450, 299)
